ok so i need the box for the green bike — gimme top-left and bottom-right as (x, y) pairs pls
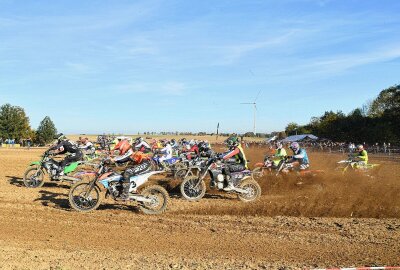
(23, 150), (86, 188)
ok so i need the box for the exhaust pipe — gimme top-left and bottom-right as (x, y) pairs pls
(60, 176), (80, 183)
(232, 187), (249, 194)
(129, 194), (153, 203)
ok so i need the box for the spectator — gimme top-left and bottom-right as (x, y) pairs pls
(27, 137), (32, 150)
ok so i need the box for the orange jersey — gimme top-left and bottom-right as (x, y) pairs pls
(131, 151), (150, 164)
(113, 139), (131, 155)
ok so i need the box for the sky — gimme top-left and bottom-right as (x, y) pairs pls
(1, 0), (400, 134)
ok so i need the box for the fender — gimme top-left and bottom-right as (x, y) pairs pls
(64, 162), (79, 174)
(29, 161), (41, 166)
(254, 162), (264, 168)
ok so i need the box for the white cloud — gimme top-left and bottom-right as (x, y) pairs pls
(116, 81), (187, 96)
(304, 45), (400, 74)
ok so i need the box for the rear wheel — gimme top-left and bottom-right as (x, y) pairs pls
(23, 167), (45, 188)
(237, 179), (261, 202)
(69, 181), (102, 212)
(180, 176), (206, 202)
(139, 185), (169, 215)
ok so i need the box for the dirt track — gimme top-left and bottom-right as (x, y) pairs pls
(0, 148), (399, 269)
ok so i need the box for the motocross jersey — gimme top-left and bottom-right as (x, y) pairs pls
(272, 148), (287, 166)
(135, 141), (152, 152)
(275, 148), (287, 158)
(222, 145), (248, 169)
(160, 144), (173, 159)
(79, 141), (95, 151)
(52, 140), (81, 155)
(114, 148), (134, 163)
(113, 139), (131, 155)
(293, 148), (309, 165)
(131, 151), (150, 164)
(356, 150), (368, 163)
(183, 145), (199, 155)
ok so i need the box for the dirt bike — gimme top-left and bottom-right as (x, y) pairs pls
(68, 159), (169, 215)
(23, 150), (90, 188)
(252, 156), (324, 180)
(151, 153), (185, 175)
(336, 157), (380, 175)
(174, 156), (207, 181)
(180, 156), (261, 202)
(82, 149), (101, 162)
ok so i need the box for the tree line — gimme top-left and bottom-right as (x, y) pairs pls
(284, 85), (400, 144)
(0, 104), (57, 145)
(2, 85), (398, 145)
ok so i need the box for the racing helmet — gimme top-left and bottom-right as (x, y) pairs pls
(162, 140), (170, 146)
(54, 133), (66, 142)
(135, 137), (143, 144)
(290, 142), (300, 152)
(275, 141), (283, 149)
(357, 144), (364, 151)
(226, 136), (239, 147)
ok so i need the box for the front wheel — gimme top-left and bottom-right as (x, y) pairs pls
(23, 167), (45, 188)
(139, 185), (169, 215)
(237, 179), (261, 202)
(68, 181), (102, 212)
(180, 176), (206, 202)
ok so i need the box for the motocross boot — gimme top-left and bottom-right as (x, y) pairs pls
(223, 176), (235, 191)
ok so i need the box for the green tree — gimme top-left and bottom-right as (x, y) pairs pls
(244, 132), (255, 137)
(289, 85), (400, 144)
(285, 122), (300, 136)
(368, 85), (400, 117)
(36, 116), (57, 145)
(0, 103), (32, 141)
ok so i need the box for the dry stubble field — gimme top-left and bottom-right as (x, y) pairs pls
(0, 147), (399, 270)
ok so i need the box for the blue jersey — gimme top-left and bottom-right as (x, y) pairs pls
(293, 148), (309, 165)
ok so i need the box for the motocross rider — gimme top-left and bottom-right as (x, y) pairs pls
(287, 142), (310, 170)
(112, 138), (133, 164)
(49, 133), (83, 175)
(79, 137), (96, 155)
(220, 136), (248, 191)
(110, 140), (152, 198)
(158, 140), (173, 169)
(353, 144), (368, 168)
(116, 151), (152, 198)
(198, 141), (213, 158)
(134, 137), (152, 153)
(170, 139), (180, 156)
(271, 141), (287, 168)
(182, 140), (199, 159)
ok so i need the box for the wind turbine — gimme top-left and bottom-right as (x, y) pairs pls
(241, 90), (261, 135)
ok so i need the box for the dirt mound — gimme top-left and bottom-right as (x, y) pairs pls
(178, 150), (400, 218)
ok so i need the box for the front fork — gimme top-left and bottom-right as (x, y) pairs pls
(83, 179), (99, 198)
